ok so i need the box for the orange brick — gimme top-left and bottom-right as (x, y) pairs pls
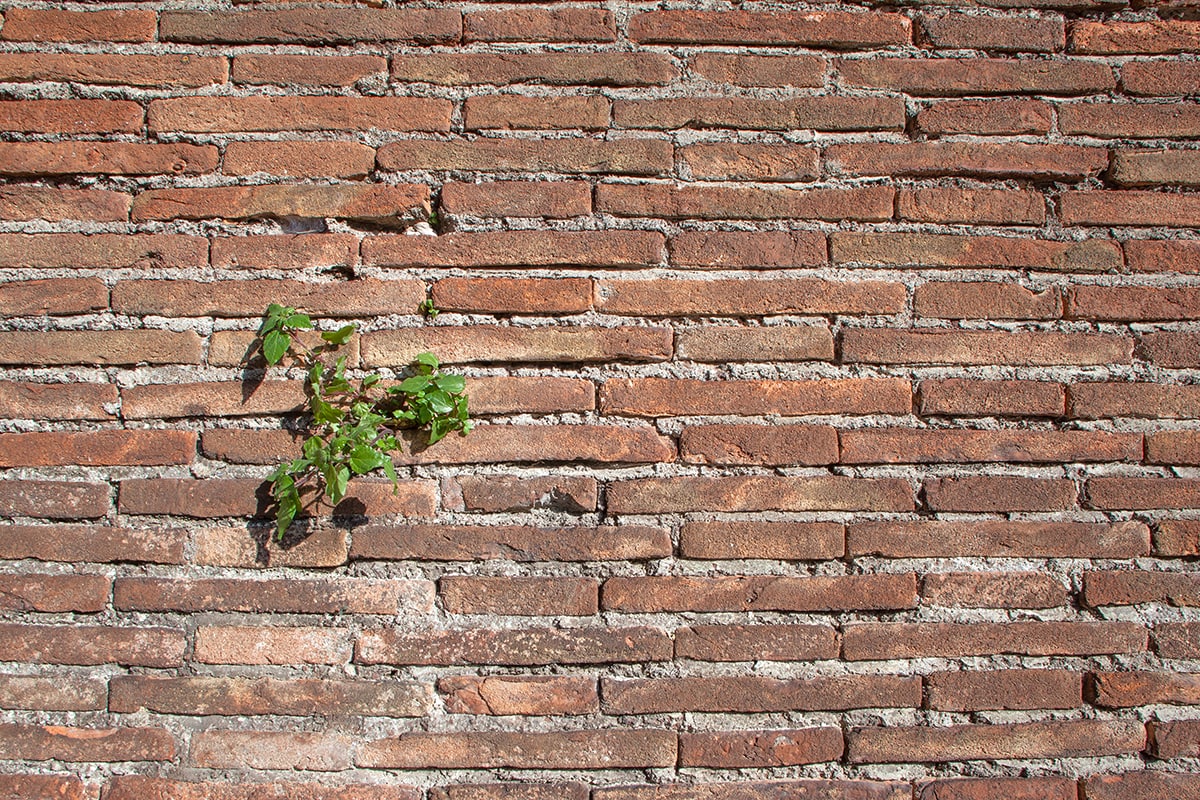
(629, 10), (911, 47)
(597, 184), (894, 220)
(160, 8), (460, 44)
(465, 9), (615, 43)
(0, 53), (226, 87)
(0, 8), (156, 42)
(223, 141), (376, 179)
(0, 99), (141, 134)
(0, 142), (218, 177)
(149, 96), (451, 133)
(601, 377), (910, 416)
(232, 54), (387, 86)
(439, 181), (591, 218)
(0, 187), (129, 222)
(391, 53), (678, 86)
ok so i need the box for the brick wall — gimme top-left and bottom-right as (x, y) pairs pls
(0, 0), (1198, 796)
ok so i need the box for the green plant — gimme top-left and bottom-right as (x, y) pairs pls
(419, 298), (439, 319)
(254, 303), (470, 539)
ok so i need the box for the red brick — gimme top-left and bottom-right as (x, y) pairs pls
(593, 782), (908, 800)
(925, 476), (1077, 511)
(378, 138), (670, 175)
(195, 626), (351, 665)
(682, 424), (838, 466)
(439, 676), (598, 715)
(919, 378), (1064, 417)
(0, 525), (184, 564)
(193, 524), (349, 569)
(676, 327), (835, 362)
(923, 571), (1067, 608)
(211, 234), (358, 270)
(191, 731), (352, 771)
(926, 670), (1081, 711)
(1155, 519), (1200, 556)
(848, 520), (1150, 558)
(0, 142), (218, 177)
(364, 230), (664, 268)
(1085, 570), (1200, 606)
(850, 719), (1143, 763)
(1123, 61), (1200, 96)
(0, 675), (106, 712)
(679, 143), (819, 181)
(109, 675), (430, 717)
(679, 521), (843, 560)
(827, 141), (1106, 179)
(680, 729), (843, 767)
(0, 53), (226, 87)
(0, 187), (129, 222)
(1071, 382), (1200, 419)
(0, 481), (109, 520)
(433, 277), (592, 314)
(391, 53), (678, 86)
(133, 184), (427, 223)
(919, 12), (1065, 51)
(690, 53), (826, 87)
(603, 574), (917, 612)
(598, 277), (903, 316)
(1060, 102), (1200, 139)
(0, 723), (174, 763)
(837, 56), (1115, 94)
(0, 99), (141, 134)
(1149, 722), (1200, 759)
(675, 624), (838, 662)
(114, 278), (422, 318)
(223, 141), (376, 179)
(465, 9), (614, 42)
(120, 478), (437, 519)
(1111, 150), (1200, 187)
(0, 8), (155, 42)
(441, 576), (598, 616)
(1148, 431), (1200, 464)
(1084, 772), (1200, 800)
(629, 10), (911, 46)
(915, 281), (1059, 319)
(615, 97), (904, 131)
(445, 475), (597, 513)
(1139, 331), (1200, 367)
(440, 182), (591, 218)
(609, 476), (913, 514)
(1066, 189), (1200, 228)
(832, 231), (1121, 270)
(843, 621), (1146, 660)
(899, 186), (1046, 224)
(124, 382), (303, 420)
(358, 730), (676, 770)
(917, 778), (1076, 800)
(356, 626), (671, 666)
(1071, 20), (1200, 53)
(842, 428), (1138, 464)
(351, 524), (670, 562)
(844, 329), (1131, 366)
(149, 96), (450, 133)
(1070, 285), (1200, 321)
(0, 574), (109, 613)
(430, 785), (586, 800)
(0, 233), (205, 268)
(601, 378), (911, 416)
(0, 624), (184, 667)
(597, 184), (894, 221)
(1091, 670), (1200, 707)
(209, 329), (361, 368)
(0, 330), (201, 367)
(105, 777), (420, 800)
(464, 96), (610, 131)
(363, 327), (670, 366)
(1156, 622), (1200, 658)
(0, 278), (108, 317)
(670, 230), (827, 268)
(602, 675), (919, 713)
(114, 577), (432, 614)
(160, 9), (460, 44)
(232, 54), (387, 86)
(453, 374), (594, 412)
(0, 430), (195, 467)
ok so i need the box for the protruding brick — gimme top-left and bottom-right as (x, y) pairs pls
(1123, 62), (1200, 96)
(1111, 150), (1200, 187)
(1071, 20), (1200, 54)
(1149, 721), (1200, 760)
(1091, 671), (1200, 707)
(439, 676), (598, 716)
(919, 13), (1065, 52)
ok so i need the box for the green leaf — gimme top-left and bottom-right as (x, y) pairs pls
(261, 330), (291, 365)
(415, 352), (440, 370)
(284, 312), (313, 329)
(362, 374), (381, 389)
(428, 417), (449, 444)
(398, 375), (432, 393)
(321, 324), (355, 345)
(327, 465), (350, 504)
(426, 389), (454, 415)
(434, 374), (465, 393)
(313, 398), (344, 425)
(349, 445), (385, 474)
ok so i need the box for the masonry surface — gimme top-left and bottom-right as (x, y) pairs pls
(0, 0), (1198, 796)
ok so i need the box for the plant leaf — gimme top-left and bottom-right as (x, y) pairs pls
(321, 324), (356, 345)
(261, 330), (291, 365)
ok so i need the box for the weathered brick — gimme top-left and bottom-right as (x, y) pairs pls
(919, 12), (1065, 51)
(603, 574), (917, 612)
(0, 525), (184, 564)
(0, 187), (130, 222)
(1111, 150), (1200, 187)
(113, 278), (422, 318)
(1071, 382), (1200, 418)
(351, 524), (671, 562)
(0, 233), (206, 268)
(119, 478), (437, 519)
(0, 53), (226, 87)
(843, 329), (1131, 366)
(1071, 20), (1200, 53)
(104, 777), (420, 800)
(223, 141), (377, 179)
(679, 143), (819, 181)
(124, 382), (304, 420)
(680, 729), (843, 767)
(161, 9), (460, 44)
(899, 186), (1046, 224)
(0, 675), (105, 712)
(390, 53), (678, 86)
(675, 327), (835, 362)
(110, 675), (431, 717)
(925, 475), (1077, 511)
(926, 670), (1081, 711)
(682, 424), (839, 466)
(193, 524), (349, 569)
(827, 141), (1107, 179)
(439, 676), (598, 715)
(0, 430), (195, 467)
(0, 278), (108, 317)
(675, 624), (839, 662)
(0, 481), (109, 520)
(432, 277), (592, 314)
(356, 626), (672, 666)
(0, 8), (156, 42)
(849, 720), (1143, 763)
(0, 574), (109, 613)
(430, 785), (586, 800)
(842, 429), (1139, 464)
(837, 56), (1115, 94)
(919, 379), (1065, 417)
(597, 184), (894, 221)
(441, 576), (598, 616)
(601, 675), (919, 713)
(0, 624), (184, 667)
(194, 626), (351, 665)
(464, 9), (615, 42)
(1085, 570), (1200, 605)
(629, 10), (911, 47)
(921, 572), (1068, 608)
(1149, 721), (1200, 759)
(363, 327), (671, 366)
(114, 577), (433, 614)
(593, 782), (908, 800)
(0, 723), (174, 763)
(0, 142), (218, 177)
(1139, 331), (1200, 367)
(1084, 772), (1200, 800)
(848, 520), (1149, 558)
(690, 53), (826, 87)
(377, 138), (671, 175)
(445, 475), (597, 513)
(1156, 622), (1200, 658)
(210, 329), (361, 368)
(914, 281), (1059, 319)
(1060, 103), (1200, 139)
(1148, 431), (1200, 464)
(669, 230), (826, 268)
(1070, 285), (1200, 321)
(364, 231), (664, 268)
(190, 731), (352, 771)
(598, 278), (903, 316)
(679, 521), (844, 560)
(0, 99), (142, 134)
(601, 378), (911, 416)
(133, 184), (428, 223)
(149, 97), (451, 133)
(916, 778), (1076, 800)
(832, 231), (1121, 270)
(1123, 61), (1200, 96)
(466, 96), (610, 130)
(608, 476), (913, 513)
(359, 730), (676, 770)
(615, 97), (904, 131)
(211, 234), (358, 270)
(232, 54), (387, 86)
(1155, 519), (1200, 556)
(1091, 670), (1200, 707)
(843, 621), (1146, 660)
(440, 182), (592, 218)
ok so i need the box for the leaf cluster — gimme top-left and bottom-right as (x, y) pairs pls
(254, 303), (471, 539)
